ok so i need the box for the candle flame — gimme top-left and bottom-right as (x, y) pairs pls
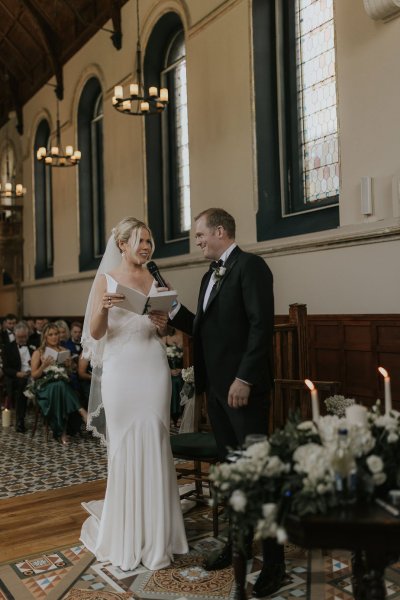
(378, 367), (389, 378)
(304, 379), (315, 391)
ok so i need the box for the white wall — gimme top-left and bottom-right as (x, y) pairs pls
(1, 0), (400, 317)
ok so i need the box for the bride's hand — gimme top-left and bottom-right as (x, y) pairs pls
(102, 292), (125, 310)
(154, 279), (173, 292)
(148, 310), (168, 334)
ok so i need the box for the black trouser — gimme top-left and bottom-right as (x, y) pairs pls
(7, 378), (27, 424)
(206, 386), (269, 461)
(207, 386), (285, 565)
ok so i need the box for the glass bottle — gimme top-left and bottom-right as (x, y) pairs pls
(332, 428), (357, 505)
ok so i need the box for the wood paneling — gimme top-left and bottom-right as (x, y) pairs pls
(307, 315), (400, 408)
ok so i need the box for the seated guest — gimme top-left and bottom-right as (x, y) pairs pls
(30, 323), (87, 445)
(1, 313), (17, 348)
(70, 321), (83, 356)
(28, 317), (47, 349)
(3, 321), (32, 433)
(55, 319), (76, 354)
(77, 355), (92, 410)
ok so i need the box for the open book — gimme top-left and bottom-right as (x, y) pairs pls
(114, 283), (178, 315)
(44, 347), (71, 365)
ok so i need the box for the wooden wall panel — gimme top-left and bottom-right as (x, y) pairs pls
(305, 315), (400, 409)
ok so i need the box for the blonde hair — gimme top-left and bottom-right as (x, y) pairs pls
(39, 323), (60, 353)
(112, 217), (155, 258)
(55, 319), (70, 339)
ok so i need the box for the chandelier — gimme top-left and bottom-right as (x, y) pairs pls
(0, 123), (26, 203)
(112, 0), (168, 116)
(36, 98), (81, 167)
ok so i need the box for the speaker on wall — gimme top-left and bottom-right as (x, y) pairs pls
(360, 176), (373, 216)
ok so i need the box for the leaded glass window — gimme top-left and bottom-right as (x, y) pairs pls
(296, 0), (339, 205)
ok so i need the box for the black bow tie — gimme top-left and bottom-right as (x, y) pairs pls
(210, 259), (224, 271)
(18, 344), (27, 349)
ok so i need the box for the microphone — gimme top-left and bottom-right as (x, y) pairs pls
(147, 261), (168, 288)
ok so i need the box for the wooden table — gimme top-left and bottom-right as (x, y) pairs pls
(232, 503), (400, 600)
(285, 503), (400, 600)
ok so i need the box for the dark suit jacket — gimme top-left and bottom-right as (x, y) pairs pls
(3, 341), (33, 397)
(172, 246), (274, 399)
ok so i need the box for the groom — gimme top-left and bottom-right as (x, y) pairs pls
(171, 208), (286, 597)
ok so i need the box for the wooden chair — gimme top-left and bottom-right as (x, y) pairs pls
(271, 303), (341, 430)
(31, 399), (50, 441)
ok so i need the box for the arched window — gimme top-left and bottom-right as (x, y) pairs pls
(77, 77), (105, 271)
(253, 0), (339, 240)
(33, 119), (53, 278)
(145, 13), (190, 258)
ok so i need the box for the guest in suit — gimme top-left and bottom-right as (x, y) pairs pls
(1, 313), (17, 349)
(28, 317), (48, 349)
(3, 321), (32, 433)
(171, 208), (285, 597)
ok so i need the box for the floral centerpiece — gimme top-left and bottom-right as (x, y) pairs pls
(166, 344), (183, 370)
(24, 365), (70, 400)
(209, 399), (400, 549)
(179, 366), (196, 433)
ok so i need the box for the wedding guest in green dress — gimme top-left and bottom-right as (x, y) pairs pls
(30, 323), (87, 445)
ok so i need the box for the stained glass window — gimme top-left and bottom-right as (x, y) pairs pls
(296, 0), (339, 204)
(162, 30), (191, 235)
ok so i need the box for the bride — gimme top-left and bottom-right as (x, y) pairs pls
(80, 217), (188, 571)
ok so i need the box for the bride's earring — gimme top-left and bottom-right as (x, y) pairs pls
(122, 251), (126, 258)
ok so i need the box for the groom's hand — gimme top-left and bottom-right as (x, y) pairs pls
(228, 379), (251, 408)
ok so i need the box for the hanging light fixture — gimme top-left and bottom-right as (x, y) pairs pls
(36, 97), (81, 167)
(0, 121), (26, 203)
(112, 0), (169, 116)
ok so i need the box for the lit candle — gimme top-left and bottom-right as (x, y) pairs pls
(45, 156), (53, 164)
(72, 151), (81, 160)
(378, 367), (392, 414)
(305, 379), (320, 422)
(37, 146), (46, 158)
(65, 145), (73, 156)
(51, 146), (59, 156)
(129, 83), (139, 96)
(16, 184), (23, 195)
(2, 409), (11, 428)
(345, 404), (368, 426)
(122, 100), (131, 111)
(114, 85), (123, 99)
(159, 88), (169, 102)
(112, 96), (118, 105)
(140, 101), (149, 112)
(149, 86), (158, 97)
(5, 183), (12, 191)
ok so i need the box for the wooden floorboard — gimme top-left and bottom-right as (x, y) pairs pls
(0, 479), (106, 563)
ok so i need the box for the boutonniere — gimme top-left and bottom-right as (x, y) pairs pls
(214, 265), (226, 280)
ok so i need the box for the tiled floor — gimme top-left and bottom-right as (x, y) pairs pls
(0, 410), (107, 499)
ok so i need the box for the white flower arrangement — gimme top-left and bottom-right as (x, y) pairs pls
(210, 402), (400, 549)
(165, 343), (183, 369)
(181, 366), (194, 384)
(24, 364), (70, 399)
(324, 394), (356, 418)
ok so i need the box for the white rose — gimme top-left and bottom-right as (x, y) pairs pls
(372, 472), (386, 485)
(229, 489), (247, 512)
(366, 455), (384, 474)
(276, 527), (287, 544)
(264, 455), (286, 477)
(262, 503), (277, 518)
(388, 432), (399, 443)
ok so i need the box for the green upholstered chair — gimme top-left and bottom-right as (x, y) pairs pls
(170, 393), (220, 536)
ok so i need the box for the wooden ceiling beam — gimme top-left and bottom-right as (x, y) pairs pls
(19, 0), (64, 100)
(110, 0), (123, 50)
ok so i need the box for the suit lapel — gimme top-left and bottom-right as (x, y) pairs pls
(204, 246), (241, 313)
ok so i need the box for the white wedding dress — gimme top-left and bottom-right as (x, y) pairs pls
(80, 274), (188, 571)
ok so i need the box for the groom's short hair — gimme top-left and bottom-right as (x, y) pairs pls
(195, 208), (236, 239)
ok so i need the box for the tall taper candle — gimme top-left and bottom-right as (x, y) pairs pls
(305, 379), (320, 422)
